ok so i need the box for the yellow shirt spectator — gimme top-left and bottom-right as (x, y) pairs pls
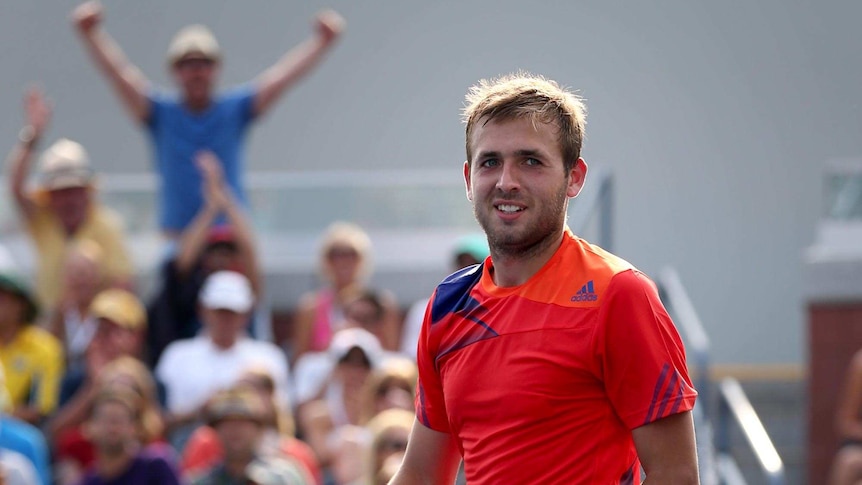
(0, 325), (63, 416)
(25, 197), (133, 311)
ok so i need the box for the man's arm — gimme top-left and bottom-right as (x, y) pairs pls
(388, 419), (461, 485)
(6, 86), (51, 218)
(632, 410), (700, 484)
(71, 1), (151, 123)
(252, 9), (345, 118)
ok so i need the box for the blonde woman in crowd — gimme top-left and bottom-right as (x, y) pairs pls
(362, 409), (413, 485)
(292, 222), (400, 363)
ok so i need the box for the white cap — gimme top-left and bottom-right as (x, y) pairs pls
(199, 270), (254, 313)
(38, 138), (94, 190)
(328, 327), (382, 368)
(166, 24), (221, 65)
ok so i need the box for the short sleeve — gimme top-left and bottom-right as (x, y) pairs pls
(224, 83), (257, 126)
(596, 269), (697, 429)
(145, 89), (168, 131)
(414, 290), (450, 433)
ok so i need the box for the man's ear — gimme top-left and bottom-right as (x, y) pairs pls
(567, 158), (588, 198)
(463, 160), (473, 201)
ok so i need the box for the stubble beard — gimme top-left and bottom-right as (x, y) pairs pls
(474, 183), (569, 261)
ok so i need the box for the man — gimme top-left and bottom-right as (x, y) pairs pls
(6, 87), (134, 312)
(0, 270), (63, 425)
(48, 288), (151, 442)
(146, 151), (262, 366)
(79, 385), (182, 485)
(155, 270), (289, 450)
(191, 388), (312, 485)
(390, 73), (699, 484)
(71, 1), (346, 235)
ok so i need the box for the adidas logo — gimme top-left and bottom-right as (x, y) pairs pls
(571, 280), (598, 302)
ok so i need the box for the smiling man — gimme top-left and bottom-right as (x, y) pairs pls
(390, 73), (700, 485)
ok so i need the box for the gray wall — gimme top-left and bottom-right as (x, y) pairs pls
(3, 0), (859, 366)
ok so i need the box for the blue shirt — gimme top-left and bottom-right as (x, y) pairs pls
(146, 85), (256, 231)
(0, 415), (51, 485)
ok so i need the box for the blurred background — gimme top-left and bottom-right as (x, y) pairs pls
(3, 2), (862, 483)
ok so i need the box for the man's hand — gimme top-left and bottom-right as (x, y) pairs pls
(71, 1), (103, 35)
(196, 151), (230, 211)
(24, 86), (51, 141)
(315, 9), (345, 43)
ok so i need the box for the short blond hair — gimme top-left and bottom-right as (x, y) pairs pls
(463, 72), (587, 171)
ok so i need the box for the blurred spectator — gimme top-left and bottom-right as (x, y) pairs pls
(78, 384), (180, 485)
(147, 152), (261, 366)
(399, 234), (488, 358)
(358, 358), (417, 426)
(363, 409), (413, 485)
(46, 240), (107, 368)
(189, 388), (312, 484)
(297, 328), (381, 485)
(182, 367), (321, 484)
(51, 356), (165, 485)
(155, 270), (288, 451)
(293, 222), (400, 363)
(294, 290), (401, 410)
(0, 269), (63, 424)
(71, 1), (345, 235)
(6, 86), (134, 313)
(48, 290), (150, 442)
(0, 363), (51, 485)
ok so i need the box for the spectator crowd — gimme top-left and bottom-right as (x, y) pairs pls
(0, 3), (488, 485)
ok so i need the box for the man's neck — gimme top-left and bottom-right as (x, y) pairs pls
(184, 96), (212, 113)
(489, 230), (565, 288)
(96, 449), (136, 479)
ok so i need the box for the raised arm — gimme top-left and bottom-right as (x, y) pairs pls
(633, 410), (700, 484)
(71, 1), (151, 123)
(252, 9), (345, 118)
(388, 419), (461, 485)
(178, 152), (263, 295)
(6, 86), (52, 218)
(174, 152), (225, 277)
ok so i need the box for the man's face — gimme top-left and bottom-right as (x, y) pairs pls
(202, 307), (248, 349)
(464, 116), (585, 259)
(172, 56), (218, 105)
(90, 318), (140, 361)
(48, 186), (90, 234)
(215, 418), (260, 461)
(89, 400), (137, 456)
(0, 289), (25, 328)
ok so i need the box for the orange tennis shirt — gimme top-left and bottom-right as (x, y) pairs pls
(415, 230), (697, 484)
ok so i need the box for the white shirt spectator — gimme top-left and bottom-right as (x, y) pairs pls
(156, 335), (290, 414)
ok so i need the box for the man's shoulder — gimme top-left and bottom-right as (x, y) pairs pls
(237, 339), (287, 363)
(16, 326), (61, 353)
(428, 264), (484, 324)
(158, 337), (207, 364)
(89, 203), (126, 229)
(247, 456), (312, 485)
